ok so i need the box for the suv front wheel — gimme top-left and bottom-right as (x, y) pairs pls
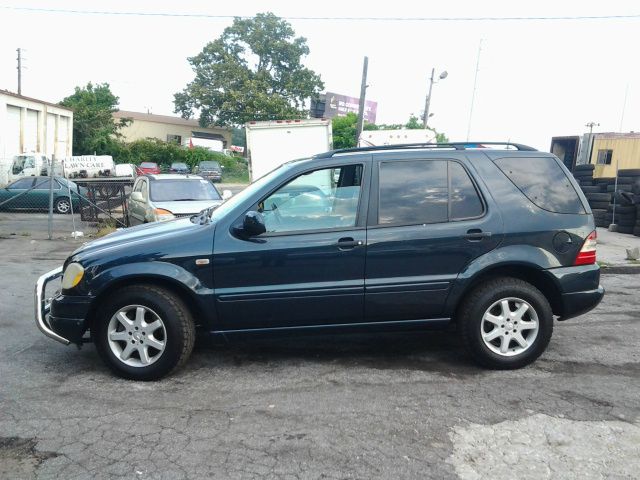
(459, 277), (553, 369)
(94, 285), (195, 380)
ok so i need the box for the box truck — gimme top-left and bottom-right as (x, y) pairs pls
(245, 119), (332, 181)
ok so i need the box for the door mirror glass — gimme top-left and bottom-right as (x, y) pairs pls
(242, 211), (266, 237)
(130, 191), (144, 202)
(222, 189), (233, 201)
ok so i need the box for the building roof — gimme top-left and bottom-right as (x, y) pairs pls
(0, 89), (73, 112)
(113, 110), (229, 131)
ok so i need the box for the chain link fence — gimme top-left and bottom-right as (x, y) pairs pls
(0, 156), (133, 240)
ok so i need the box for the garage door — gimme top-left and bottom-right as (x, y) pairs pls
(5, 105), (21, 158)
(24, 109), (39, 153)
(46, 113), (56, 156)
(57, 116), (69, 157)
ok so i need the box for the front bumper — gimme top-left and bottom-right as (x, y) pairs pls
(35, 267), (93, 344)
(35, 266), (69, 344)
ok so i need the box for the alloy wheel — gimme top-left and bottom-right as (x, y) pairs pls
(480, 297), (539, 357)
(107, 305), (167, 367)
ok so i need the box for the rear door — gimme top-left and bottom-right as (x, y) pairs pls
(364, 153), (503, 322)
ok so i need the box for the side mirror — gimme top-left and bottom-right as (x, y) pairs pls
(242, 211), (266, 237)
(222, 189), (233, 201)
(130, 191), (144, 202)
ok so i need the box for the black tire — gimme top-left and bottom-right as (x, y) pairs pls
(589, 201), (610, 210)
(594, 177), (615, 184)
(617, 225), (634, 234)
(458, 277), (553, 369)
(573, 164), (595, 171)
(588, 193), (612, 202)
(94, 285), (195, 380)
(54, 197), (72, 214)
(607, 205), (636, 214)
(573, 173), (593, 180)
(615, 177), (635, 185)
(618, 169), (640, 177)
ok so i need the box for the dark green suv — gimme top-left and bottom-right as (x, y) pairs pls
(36, 142), (603, 380)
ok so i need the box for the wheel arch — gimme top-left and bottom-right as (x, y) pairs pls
(86, 275), (210, 334)
(449, 263), (563, 321)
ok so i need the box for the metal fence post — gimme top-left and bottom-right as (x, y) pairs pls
(48, 155), (55, 240)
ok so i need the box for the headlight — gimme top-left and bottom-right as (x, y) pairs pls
(154, 208), (175, 221)
(62, 263), (85, 289)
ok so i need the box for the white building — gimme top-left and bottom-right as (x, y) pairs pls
(0, 90), (73, 185)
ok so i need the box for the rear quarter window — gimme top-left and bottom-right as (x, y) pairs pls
(494, 156), (585, 214)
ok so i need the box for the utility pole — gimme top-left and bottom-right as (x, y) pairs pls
(355, 56), (369, 146)
(585, 121), (599, 134)
(423, 68), (435, 129)
(16, 48), (22, 95)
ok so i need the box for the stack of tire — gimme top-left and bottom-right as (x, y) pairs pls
(604, 169), (640, 234)
(573, 165), (610, 228)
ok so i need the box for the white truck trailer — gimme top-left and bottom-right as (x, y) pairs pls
(245, 119), (332, 181)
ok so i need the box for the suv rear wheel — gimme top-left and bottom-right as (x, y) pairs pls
(459, 277), (553, 369)
(94, 285), (195, 380)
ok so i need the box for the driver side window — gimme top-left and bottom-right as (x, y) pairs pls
(258, 164), (363, 233)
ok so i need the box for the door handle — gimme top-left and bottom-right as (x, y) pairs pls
(335, 237), (364, 250)
(463, 229), (492, 241)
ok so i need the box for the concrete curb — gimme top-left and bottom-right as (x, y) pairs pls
(600, 265), (640, 275)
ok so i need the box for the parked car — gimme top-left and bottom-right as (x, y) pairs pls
(193, 161), (222, 182)
(169, 162), (190, 174)
(126, 174), (229, 225)
(0, 176), (86, 213)
(36, 142), (604, 380)
(114, 163), (137, 178)
(136, 162), (161, 175)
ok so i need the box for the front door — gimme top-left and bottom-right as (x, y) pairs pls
(364, 155), (503, 322)
(213, 163), (369, 331)
(128, 178), (148, 225)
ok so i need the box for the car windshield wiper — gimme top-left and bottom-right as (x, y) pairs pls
(172, 198), (201, 201)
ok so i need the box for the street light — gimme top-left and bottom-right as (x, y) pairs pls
(423, 68), (448, 129)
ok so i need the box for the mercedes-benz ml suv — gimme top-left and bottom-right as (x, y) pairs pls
(36, 142), (604, 380)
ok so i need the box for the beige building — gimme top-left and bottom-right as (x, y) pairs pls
(589, 132), (640, 178)
(113, 110), (231, 149)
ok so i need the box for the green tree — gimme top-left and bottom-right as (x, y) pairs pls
(175, 12), (324, 127)
(60, 82), (129, 155)
(332, 113), (358, 149)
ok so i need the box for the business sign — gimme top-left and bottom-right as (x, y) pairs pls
(323, 91), (377, 124)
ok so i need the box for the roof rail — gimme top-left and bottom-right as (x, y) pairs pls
(315, 141), (537, 158)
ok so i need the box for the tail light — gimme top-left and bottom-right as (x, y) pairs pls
(574, 230), (597, 265)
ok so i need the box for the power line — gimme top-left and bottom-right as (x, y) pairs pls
(1, 5), (640, 22)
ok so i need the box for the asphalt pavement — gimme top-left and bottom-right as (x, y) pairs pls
(0, 236), (638, 479)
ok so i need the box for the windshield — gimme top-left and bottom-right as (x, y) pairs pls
(12, 155), (36, 174)
(141, 162), (157, 168)
(150, 179), (221, 202)
(172, 163), (188, 168)
(210, 162), (295, 221)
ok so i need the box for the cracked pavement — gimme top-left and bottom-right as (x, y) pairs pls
(0, 236), (638, 479)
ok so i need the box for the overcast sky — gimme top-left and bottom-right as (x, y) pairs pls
(1, 0), (639, 149)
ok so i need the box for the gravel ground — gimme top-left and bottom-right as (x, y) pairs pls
(0, 236), (638, 480)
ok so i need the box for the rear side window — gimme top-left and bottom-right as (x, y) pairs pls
(378, 160), (484, 225)
(494, 156), (585, 214)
